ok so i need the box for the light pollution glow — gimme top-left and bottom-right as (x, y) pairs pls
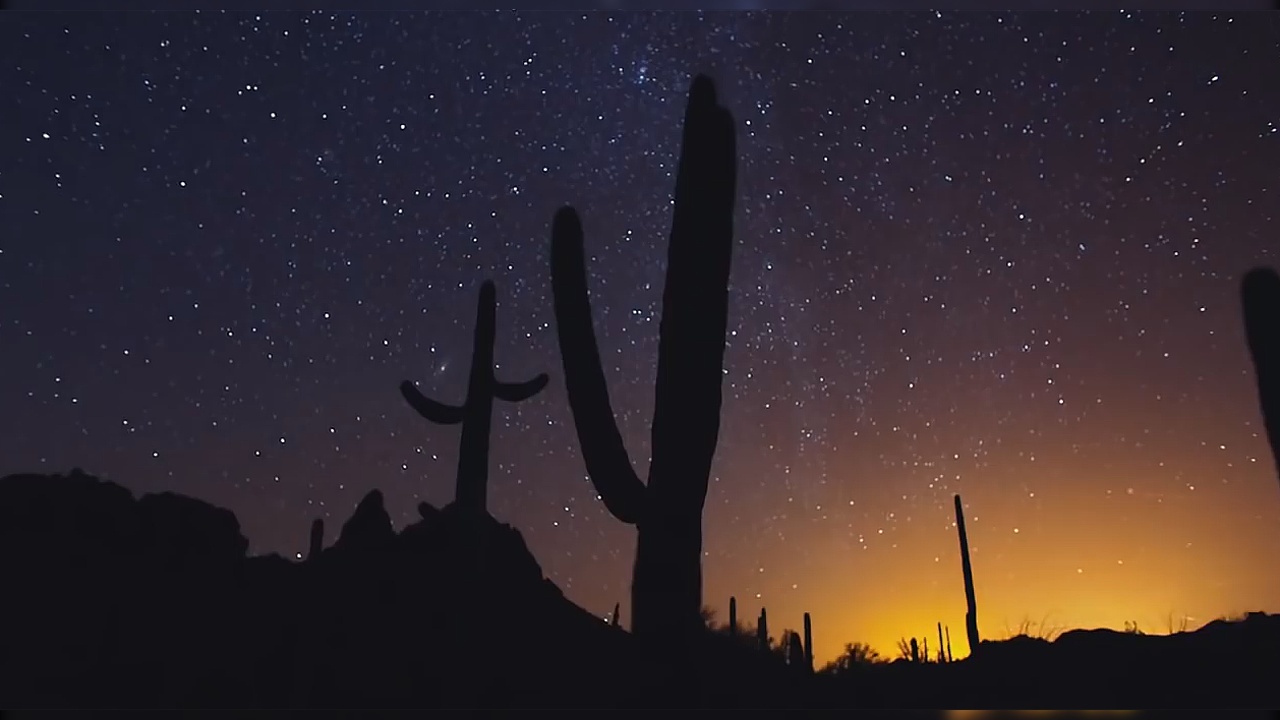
(696, 415), (1280, 666)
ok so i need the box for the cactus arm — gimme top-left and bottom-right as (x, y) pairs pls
(1242, 267), (1280, 477)
(648, 75), (737, 507)
(494, 373), (550, 402)
(550, 206), (647, 525)
(399, 381), (465, 425)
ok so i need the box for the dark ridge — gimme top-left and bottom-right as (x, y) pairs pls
(4, 469), (1277, 708)
(0, 469), (816, 708)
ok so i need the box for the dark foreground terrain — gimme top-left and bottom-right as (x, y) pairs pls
(0, 469), (1277, 709)
(836, 613), (1280, 708)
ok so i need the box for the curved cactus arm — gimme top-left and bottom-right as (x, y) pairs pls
(551, 206), (647, 525)
(1242, 266), (1280, 476)
(1242, 267), (1280, 361)
(494, 373), (550, 402)
(399, 380), (465, 425)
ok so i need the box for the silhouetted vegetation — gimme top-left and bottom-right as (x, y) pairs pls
(1001, 615), (1065, 643)
(953, 493), (982, 657)
(803, 611), (815, 672)
(757, 606), (770, 652)
(821, 642), (884, 673)
(550, 75), (736, 648)
(306, 517), (324, 562)
(5, 73), (1280, 710)
(1242, 267), (1280, 483)
(400, 280), (549, 516)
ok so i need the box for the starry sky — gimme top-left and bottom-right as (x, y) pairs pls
(4, 11), (1280, 665)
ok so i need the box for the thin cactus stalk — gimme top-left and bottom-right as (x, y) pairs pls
(946, 625), (953, 662)
(401, 281), (549, 515)
(937, 621), (945, 662)
(307, 518), (324, 561)
(757, 608), (769, 652)
(924, 637), (930, 664)
(1242, 267), (1280, 478)
(955, 493), (981, 656)
(910, 637), (920, 663)
(729, 596), (737, 638)
(802, 612), (813, 672)
(550, 75), (737, 642)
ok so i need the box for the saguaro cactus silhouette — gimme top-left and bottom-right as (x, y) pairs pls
(1242, 267), (1280, 477)
(729, 596), (738, 638)
(401, 281), (549, 515)
(954, 493), (981, 656)
(549, 75), (736, 641)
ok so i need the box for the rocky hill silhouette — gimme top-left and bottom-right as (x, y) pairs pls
(0, 469), (829, 708)
(3, 469), (1279, 710)
(828, 614), (1280, 709)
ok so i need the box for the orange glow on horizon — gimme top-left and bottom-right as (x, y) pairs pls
(539, 387), (1280, 668)
(694, 442), (1280, 667)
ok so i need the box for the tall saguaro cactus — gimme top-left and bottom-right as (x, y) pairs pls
(1242, 267), (1280, 478)
(401, 281), (550, 515)
(549, 75), (737, 641)
(954, 493), (981, 656)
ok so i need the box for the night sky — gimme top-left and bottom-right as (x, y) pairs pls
(4, 11), (1280, 664)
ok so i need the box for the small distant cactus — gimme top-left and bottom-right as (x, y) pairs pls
(954, 494), (981, 656)
(729, 596), (737, 639)
(787, 631), (805, 668)
(757, 608), (769, 652)
(401, 280), (549, 515)
(306, 518), (324, 561)
(910, 637), (920, 664)
(802, 612), (814, 672)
